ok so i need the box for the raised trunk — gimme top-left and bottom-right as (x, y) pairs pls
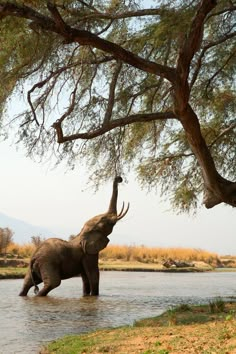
(178, 104), (236, 208)
(107, 176), (123, 214)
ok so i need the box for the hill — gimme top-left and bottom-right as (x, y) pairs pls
(0, 211), (55, 244)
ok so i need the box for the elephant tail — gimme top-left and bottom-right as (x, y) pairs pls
(30, 259), (39, 295)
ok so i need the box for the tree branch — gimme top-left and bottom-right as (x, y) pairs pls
(177, 0), (217, 85)
(52, 111), (177, 142)
(205, 50), (236, 94)
(73, 8), (165, 21)
(206, 5), (236, 20)
(190, 31), (236, 88)
(47, 1), (69, 34)
(209, 123), (236, 147)
(0, 2), (176, 83)
(103, 61), (122, 126)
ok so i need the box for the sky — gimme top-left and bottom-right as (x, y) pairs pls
(0, 136), (235, 255)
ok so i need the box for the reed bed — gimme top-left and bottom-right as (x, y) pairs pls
(6, 243), (35, 258)
(4, 242), (220, 266)
(100, 244), (220, 265)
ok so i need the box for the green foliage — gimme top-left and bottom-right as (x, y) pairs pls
(0, 0), (235, 211)
(209, 298), (226, 313)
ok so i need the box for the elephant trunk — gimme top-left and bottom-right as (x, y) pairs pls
(107, 176), (123, 214)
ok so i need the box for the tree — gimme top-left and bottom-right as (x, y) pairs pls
(31, 235), (45, 247)
(0, 227), (14, 255)
(0, 0), (235, 211)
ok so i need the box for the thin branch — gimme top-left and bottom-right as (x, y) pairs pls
(96, 19), (114, 36)
(205, 50), (236, 93)
(77, 0), (100, 13)
(206, 5), (236, 20)
(209, 123), (236, 147)
(153, 152), (194, 163)
(25, 62), (82, 126)
(74, 8), (165, 21)
(56, 74), (82, 125)
(0, 2), (176, 83)
(103, 61), (122, 126)
(190, 31), (236, 88)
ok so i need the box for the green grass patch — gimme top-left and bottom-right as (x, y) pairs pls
(135, 300), (231, 327)
(42, 328), (133, 354)
(0, 267), (27, 278)
(41, 301), (236, 354)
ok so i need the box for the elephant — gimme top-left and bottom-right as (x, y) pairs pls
(19, 176), (129, 297)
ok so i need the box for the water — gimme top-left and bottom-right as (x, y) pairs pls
(0, 271), (236, 354)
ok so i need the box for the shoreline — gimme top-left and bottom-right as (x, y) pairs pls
(0, 268), (205, 280)
(1, 258), (235, 279)
(1, 265), (235, 280)
(41, 300), (236, 353)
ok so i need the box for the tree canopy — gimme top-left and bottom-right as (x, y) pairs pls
(0, 0), (235, 211)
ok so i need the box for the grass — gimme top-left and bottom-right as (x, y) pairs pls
(98, 260), (209, 272)
(41, 301), (236, 354)
(0, 267), (27, 278)
(6, 242), (35, 258)
(100, 245), (220, 266)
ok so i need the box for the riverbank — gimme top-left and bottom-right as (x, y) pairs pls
(0, 267), (27, 279)
(0, 259), (214, 279)
(99, 259), (213, 272)
(41, 300), (236, 353)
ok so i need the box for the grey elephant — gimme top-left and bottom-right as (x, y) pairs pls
(19, 176), (129, 297)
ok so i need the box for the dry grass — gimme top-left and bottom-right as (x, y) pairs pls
(5, 242), (220, 266)
(100, 244), (220, 266)
(7, 242), (35, 258)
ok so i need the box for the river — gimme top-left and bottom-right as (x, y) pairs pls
(0, 271), (236, 354)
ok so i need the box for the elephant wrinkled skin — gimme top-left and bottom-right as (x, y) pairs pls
(19, 176), (129, 296)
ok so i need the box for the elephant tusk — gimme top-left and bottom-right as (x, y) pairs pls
(117, 202), (130, 220)
(80, 240), (87, 253)
(117, 202), (125, 217)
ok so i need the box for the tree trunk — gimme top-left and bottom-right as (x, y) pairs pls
(178, 104), (236, 208)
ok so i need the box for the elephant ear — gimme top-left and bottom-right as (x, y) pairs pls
(80, 231), (110, 255)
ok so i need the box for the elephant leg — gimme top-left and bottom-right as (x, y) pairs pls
(81, 269), (91, 296)
(36, 264), (61, 296)
(19, 269), (34, 296)
(82, 254), (99, 296)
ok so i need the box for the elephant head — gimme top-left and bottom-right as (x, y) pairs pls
(74, 176), (129, 255)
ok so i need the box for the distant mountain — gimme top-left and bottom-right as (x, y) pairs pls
(0, 211), (55, 244)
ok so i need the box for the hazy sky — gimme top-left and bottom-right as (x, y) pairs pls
(0, 136), (235, 255)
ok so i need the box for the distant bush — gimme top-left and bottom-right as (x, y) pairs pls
(0, 227), (14, 255)
(31, 235), (45, 247)
(7, 243), (34, 258)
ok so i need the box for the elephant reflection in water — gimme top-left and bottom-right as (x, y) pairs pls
(19, 176), (129, 297)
